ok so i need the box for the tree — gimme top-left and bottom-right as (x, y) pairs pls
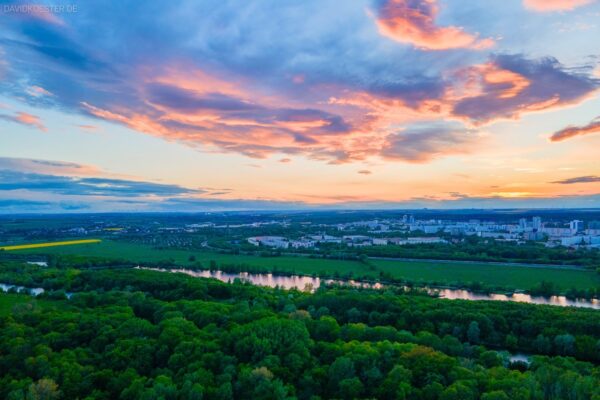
(328, 356), (355, 385)
(339, 377), (363, 400)
(481, 391), (509, 400)
(554, 334), (575, 355)
(378, 365), (413, 399)
(440, 382), (476, 400)
(467, 321), (480, 344)
(530, 334), (549, 354)
(27, 379), (60, 400)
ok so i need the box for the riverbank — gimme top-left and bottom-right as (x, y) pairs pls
(11, 240), (600, 294)
(137, 266), (600, 309)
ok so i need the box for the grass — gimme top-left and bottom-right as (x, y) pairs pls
(11, 239), (600, 292)
(372, 259), (599, 291)
(0, 239), (102, 251)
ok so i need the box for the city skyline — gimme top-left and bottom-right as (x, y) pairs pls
(1, 0), (600, 212)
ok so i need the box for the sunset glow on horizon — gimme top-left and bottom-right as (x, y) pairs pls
(1, 0), (600, 212)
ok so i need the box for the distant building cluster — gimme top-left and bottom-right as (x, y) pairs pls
(246, 215), (600, 250)
(246, 234), (447, 249)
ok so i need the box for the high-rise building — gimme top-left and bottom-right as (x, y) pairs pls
(570, 220), (584, 232)
(519, 218), (527, 230)
(532, 216), (542, 231)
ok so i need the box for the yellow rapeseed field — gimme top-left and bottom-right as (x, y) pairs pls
(0, 239), (102, 251)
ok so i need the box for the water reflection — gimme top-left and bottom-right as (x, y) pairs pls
(0, 283), (44, 296)
(508, 352), (531, 364)
(438, 289), (600, 309)
(139, 267), (600, 310)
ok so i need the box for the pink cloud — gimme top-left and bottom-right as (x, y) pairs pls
(374, 0), (494, 50)
(0, 157), (100, 176)
(449, 55), (599, 124)
(78, 54), (597, 166)
(77, 124), (99, 132)
(26, 85), (53, 97)
(550, 116), (600, 141)
(523, 0), (594, 12)
(16, 112), (47, 131)
(0, 111), (47, 132)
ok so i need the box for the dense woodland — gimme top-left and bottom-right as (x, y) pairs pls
(1, 261), (600, 399)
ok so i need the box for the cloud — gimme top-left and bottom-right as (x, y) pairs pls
(26, 85), (53, 97)
(358, 169), (372, 175)
(373, 0), (494, 50)
(0, 157), (99, 176)
(0, 1), (597, 166)
(549, 116), (600, 141)
(1, 157), (600, 212)
(77, 124), (99, 132)
(551, 175), (600, 184)
(279, 158), (292, 163)
(0, 199), (51, 209)
(0, 111), (47, 131)
(523, 0), (594, 12)
(381, 126), (482, 162)
(0, 158), (203, 198)
(0, 170), (202, 197)
(451, 55), (599, 124)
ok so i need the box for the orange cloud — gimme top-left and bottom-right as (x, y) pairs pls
(0, 111), (47, 131)
(79, 53), (597, 166)
(449, 55), (599, 124)
(330, 54), (596, 128)
(80, 65), (393, 164)
(374, 0), (494, 50)
(479, 64), (530, 99)
(523, 0), (594, 12)
(0, 157), (101, 176)
(26, 85), (53, 97)
(550, 116), (600, 141)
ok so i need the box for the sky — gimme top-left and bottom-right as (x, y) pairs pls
(0, 0), (600, 213)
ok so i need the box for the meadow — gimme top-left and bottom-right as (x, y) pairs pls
(11, 239), (600, 292)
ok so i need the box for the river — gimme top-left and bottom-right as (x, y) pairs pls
(138, 267), (600, 310)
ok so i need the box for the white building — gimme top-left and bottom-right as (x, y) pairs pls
(570, 220), (584, 233)
(289, 239), (316, 249)
(308, 234), (342, 244)
(519, 218), (528, 230)
(541, 227), (573, 237)
(372, 238), (389, 245)
(406, 237), (447, 245)
(561, 236), (588, 247)
(247, 236), (289, 248)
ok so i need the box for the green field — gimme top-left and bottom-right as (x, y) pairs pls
(12, 240), (600, 292)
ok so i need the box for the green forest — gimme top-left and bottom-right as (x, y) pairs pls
(1, 261), (599, 399)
